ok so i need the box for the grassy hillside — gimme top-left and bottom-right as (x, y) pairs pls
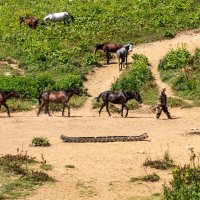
(0, 0), (200, 74)
(0, 0), (199, 110)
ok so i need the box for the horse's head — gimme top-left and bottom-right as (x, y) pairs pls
(19, 17), (26, 24)
(11, 91), (21, 98)
(134, 91), (142, 104)
(66, 88), (82, 96)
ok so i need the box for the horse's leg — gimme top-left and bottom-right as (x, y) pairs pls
(121, 104), (124, 117)
(62, 103), (66, 116)
(66, 104), (70, 117)
(124, 103), (129, 117)
(106, 103), (111, 117)
(3, 103), (10, 117)
(37, 102), (46, 117)
(45, 102), (51, 116)
(98, 102), (106, 117)
(106, 52), (109, 64)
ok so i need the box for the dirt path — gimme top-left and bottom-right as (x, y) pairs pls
(1, 29), (200, 200)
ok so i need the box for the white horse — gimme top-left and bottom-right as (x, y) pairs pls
(42, 12), (74, 25)
(116, 43), (133, 71)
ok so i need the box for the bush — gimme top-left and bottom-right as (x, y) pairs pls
(159, 47), (191, 70)
(112, 54), (153, 91)
(163, 165), (200, 200)
(31, 137), (50, 147)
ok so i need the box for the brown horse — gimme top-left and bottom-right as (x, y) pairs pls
(37, 88), (82, 117)
(20, 16), (39, 29)
(96, 90), (142, 117)
(0, 91), (20, 117)
(94, 43), (123, 64)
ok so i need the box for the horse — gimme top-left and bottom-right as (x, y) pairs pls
(20, 16), (39, 29)
(37, 88), (82, 117)
(96, 90), (142, 117)
(93, 43), (123, 65)
(116, 43), (133, 71)
(42, 12), (74, 25)
(0, 91), (20, 117)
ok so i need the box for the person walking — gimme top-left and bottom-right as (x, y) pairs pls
(156, 88), (172, 119)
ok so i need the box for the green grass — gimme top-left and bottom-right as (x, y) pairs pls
(0, 152), (54, 199)
(130, 173), (160, 183)
(0, 0), (199, 109)
(31, 137), (51, 147)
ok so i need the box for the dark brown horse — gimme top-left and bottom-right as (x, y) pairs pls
(96, 90), (142, 117)
(94, 43), (123, 64)
(0, 91), (20, 117)
(37, 88), (82, 117)
(20, 16), (39, 29)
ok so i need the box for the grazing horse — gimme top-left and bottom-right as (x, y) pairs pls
(0, 91), (20, 117)
(116, 43), (133, 71)
(37, 88), (81, 117)
(94, 43), (123, 64)
(42, 12), (74, 25)
(96, 90), (142, 117)
(20, 16), (39, 29)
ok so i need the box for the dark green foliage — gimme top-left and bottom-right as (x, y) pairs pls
(31, 137), (50, 147)
(163, 30), (176, 38)
(112, 54), (153, 91)
(0, 74), (83, 99)
(163, 165), (200, 200)
(21, 171), (54, 183)
(0, 0), (200, 74)
(130, 173), (160, 182)
(159, 47), (200, 105)
(159, 47), (191, 70)
(192, 48), (200, 70)
(143, 151), (175, 170)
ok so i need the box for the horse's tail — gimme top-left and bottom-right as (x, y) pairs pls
(95, 93), (102, 102)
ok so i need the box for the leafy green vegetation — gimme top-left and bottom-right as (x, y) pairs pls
(0, 0), (199, 110)
(163, 164), (200, 200)
(159, 47), (200, 105)
(112, 54), (158, 106)
(31, 137), (51, 147)
(0, 152), (54, 199)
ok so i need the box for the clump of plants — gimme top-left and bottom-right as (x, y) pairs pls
(158, 46), (191, 70)
(163, 150), (200, 200)
(0, 151), (54, 199)
(65, 164), (75, 169)
(31, 137), (51, 147)
(143, 151), (175, 170)
(130, 173), (160, 183)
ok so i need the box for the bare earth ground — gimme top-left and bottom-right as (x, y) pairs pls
(0, 29), (200, 200)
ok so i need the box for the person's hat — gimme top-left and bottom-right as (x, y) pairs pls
(161, 88), (166, 92)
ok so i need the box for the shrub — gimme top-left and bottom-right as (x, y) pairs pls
(192, 48), (200, 70)
(112, 54), (153, 91)
(31, 137), (50, 147)
(143, 151), (175, 170)
(158, 47), (191, 70)
(163, 165), (200, 200)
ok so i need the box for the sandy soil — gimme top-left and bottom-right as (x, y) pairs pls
(0, 29), (200, 200)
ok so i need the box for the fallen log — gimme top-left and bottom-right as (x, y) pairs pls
(60, 133), (148, 143)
